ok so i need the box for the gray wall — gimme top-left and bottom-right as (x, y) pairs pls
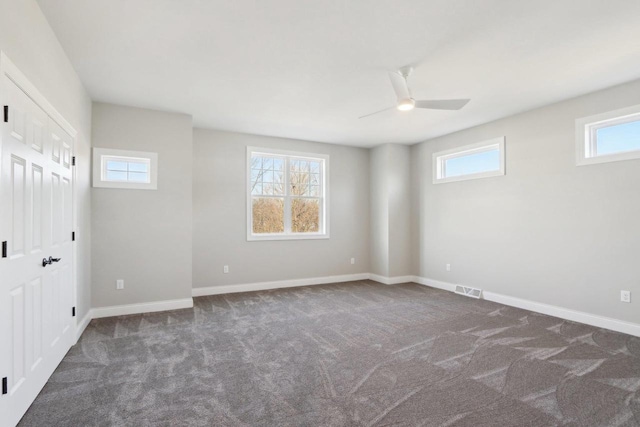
(91, 103), (193, 307)
(193, 129), (370, 288)
(412, 78), (640, 324)
(387, 145), (412, 277)
(369, 146), (389, 276)
(370, 144), (411, 277)
(0, 0), (93, 319)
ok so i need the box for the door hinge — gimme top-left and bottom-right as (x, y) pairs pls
(72, 307), (76, 317)
(2, 377), (7, 395)
(3, 106), (7, 123)
(1, 241), (6, 258)
(72, 231), (75, 241)
(72, 156), (76, 166)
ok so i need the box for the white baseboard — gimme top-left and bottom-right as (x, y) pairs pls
(76, 274), (640, 339)
(413, 276), (640, 338)
(91, 298), (194, 319)
(75, 309), (93, 343)
(483, 291), (640, 338)
(368, 274), (415, 285)
(411, 276), (457, 292)
(192, 273), (370, 297)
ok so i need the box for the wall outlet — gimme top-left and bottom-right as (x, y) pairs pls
(621, 290), (631, 303)
(116, 279), (124, 290)
(446, 264), (451, 272)
(223, 265), (229, 274)
(350, 258), (355, 265)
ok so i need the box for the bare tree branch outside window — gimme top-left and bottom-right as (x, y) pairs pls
(250, 154), (322, 234)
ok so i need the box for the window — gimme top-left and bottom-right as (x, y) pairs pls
(433, 137), (505, 184)
(576, 104), (640, 166)
(247, 147), (329, 240)
(93, 148), (158, 189)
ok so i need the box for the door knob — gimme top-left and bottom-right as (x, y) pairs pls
(42, 256), (61, 267)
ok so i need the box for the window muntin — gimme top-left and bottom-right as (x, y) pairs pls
(103, 156), (151, 183)
(577, 105), (640, 166)
(93, 148), (158, 190)
(247, 147), (328, 240)
(433, 137), (505, 184)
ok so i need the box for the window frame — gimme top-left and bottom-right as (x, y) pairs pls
(93, 147), (158, 190)
(246, 146), (330, 241)
(432, 137), (506, 184)
(576, 104), (640, 166)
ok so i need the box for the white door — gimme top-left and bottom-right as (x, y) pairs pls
(0, 75), (75, 426)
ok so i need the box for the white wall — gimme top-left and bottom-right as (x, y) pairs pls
(370, 144), (412, 278)
(412, 78), (640, 324)
(193, 129), (370, 288)
(0, 0), (92, 319)
(91, 103), (193, 307)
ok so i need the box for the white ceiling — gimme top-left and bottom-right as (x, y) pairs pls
(37, 0), (640, 147)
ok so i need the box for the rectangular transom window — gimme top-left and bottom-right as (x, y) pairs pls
(93, 148), (158, 190)
(247, 147), (329, 241)
(576, 104), (640, 166)
(433, 137), (505, 184)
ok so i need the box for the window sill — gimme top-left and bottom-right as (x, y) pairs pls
(247, 233), (330, 242)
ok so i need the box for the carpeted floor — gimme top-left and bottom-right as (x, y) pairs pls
(19, 280), (640, 426)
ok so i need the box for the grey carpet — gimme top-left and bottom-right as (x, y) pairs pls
(19, 280), (640, 426)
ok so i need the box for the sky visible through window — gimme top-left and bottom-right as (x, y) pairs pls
(105, 159), (149, 182)
(445, 149), (500, 177)
(596, 120), (640, 156)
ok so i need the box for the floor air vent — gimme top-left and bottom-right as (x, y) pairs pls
(454, 285), (482, 299)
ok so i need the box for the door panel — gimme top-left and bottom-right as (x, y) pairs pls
(31, 166), (43, 252)
(10, 156), (26, 258)
(1, 73), (75, 426)
(29, 276), (43, 371)
(10, 283), (25, 395)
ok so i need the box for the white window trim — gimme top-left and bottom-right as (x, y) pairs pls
(576, 104), (640, 166)
(93, 147), (158, 190)
(246, 146), (330, 241)
(432, 137), (506, 184)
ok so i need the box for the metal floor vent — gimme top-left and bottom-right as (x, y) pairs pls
(454, 285), (482, 299)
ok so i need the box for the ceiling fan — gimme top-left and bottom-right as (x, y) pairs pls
(359, 67), (470, 118)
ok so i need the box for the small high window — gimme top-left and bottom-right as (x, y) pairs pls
(433, 137), (505, 184)
(576, 104), (640, 166)
(247, 147), (329, 240)
(93, 148), (158, 190)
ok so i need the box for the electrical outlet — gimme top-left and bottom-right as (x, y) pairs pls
(350, 258), (355, 265)
(621, 290), (631, 303)
(446, 264), (451, 272)
(116, 279), (124, 290)
(223, 265), (229, 274)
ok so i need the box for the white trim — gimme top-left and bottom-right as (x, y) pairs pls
(576, 104), (640, 166)
(483, 291), (640, 337)
(412, 276), (457, 292)
(433, 137), (506, 184)
(0, 52), (77, 138)
(368, 274), (415, 285)
(246, 146), (330, 241)
(74, 309), (93, 343)
(93, 147), (158, 190)
(192, 273), (369, 297)
(91, 298), (193, 319)
(61, 274), (640, 340)
(412, 276), (640, 338)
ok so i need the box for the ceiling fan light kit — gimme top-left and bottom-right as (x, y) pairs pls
(397, 98), (415, 111)
(360, 66), (471, 118)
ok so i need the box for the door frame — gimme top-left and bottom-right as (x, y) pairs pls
(0, 51), (80, 343)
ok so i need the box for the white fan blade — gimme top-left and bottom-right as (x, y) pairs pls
(359, 106), (396, 119)
(414, 99), (470, 110)
(388, 71), (411, 101)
